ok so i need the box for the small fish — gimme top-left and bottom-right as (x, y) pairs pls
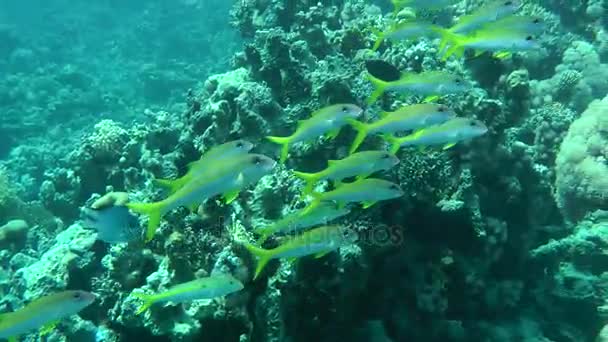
(365, 60), (401, 82)
(436, 27), (540, 60)
(0, 291), (95, 341)
(293, 151), (400, 195)
(449, 0), (521, 34)
(366, 71), (470, 104)
(244, 225), (357, 279)
(255, 202), (351, 244)
(266, 104), (363, 163)
(480, 15), (545, 35)
(132, 274), (244, 314)
(348, 103), (456, 153)
(155, 140), (254, 194)
(372, 21), (440, 51)
(305, 178), (404, 213)
(128, 154), (276, 242)
(81, 206), (141, 243)
(386, 117), (488, 153)
(391, 0), (458, 11)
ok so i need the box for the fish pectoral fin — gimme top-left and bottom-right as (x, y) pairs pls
(287, 257), (298, 265)
(337, 201), (347, 210)
(422, 95), (440, 103)
(443, 142), (457, 150)
(474, 49), (484, 57)
(356, 173), (371, 181)
(40, 320), (59, 336)
(8, 337), (17, 342)
(188, 203), (200, 213)
(326, 128), (341, 140)
(493, 51), (511, 59)
(223, 190), (240, 204)
(314, 251), (331, 259)
(362, 201), (377, 209)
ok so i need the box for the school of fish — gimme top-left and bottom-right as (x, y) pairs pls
(1, 1), (543, 339)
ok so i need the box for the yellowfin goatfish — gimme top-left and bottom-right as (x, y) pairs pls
(255, 202), (351, 244)
(266, 104), (363, 163)
(0, 291), (95, 342)
(244, 225), (357, 279)
(347, 103), (456, 154)
(391, 0), (458, 11)
(293, 151), (400, 195)
(386, 117), (488, 153)
(448, 0), (521, 34)
(132, 274), (244, 314)
(366, 71), (470, 104)
(128, 154), (276, 242)
(372, 21), (440, 51)
(82, 206), (141, 243)
(306, 178), (404, 213)
(435, 27), (539, 60)
(155, 140), (254, 194)
(481, 15), (545, 35)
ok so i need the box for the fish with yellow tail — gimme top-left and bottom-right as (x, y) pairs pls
(304, 178), (404, 214)
(386, 117), (488, 154)
(154, 139), (254, 194)
(293, 150), (400, 195)
(348, 103), (456, 154)
(480, 15), (546, 35)
(128, 154), (276, 242)
(132, 274), (244, 314)
(0, 291), (95, 342)
(371, 20), (441, 51)
(448, 0), (521, 35)
(244, 225), (357, 279)
(266, 104), (363, 163)
(434, 27), (540, 60)
(255, 202), (351, 244)
(366, 71), (470, 104)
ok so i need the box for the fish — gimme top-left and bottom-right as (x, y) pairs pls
(366, 71), (470, 104)
(305, 178), (404, 213)
(266, 104), (363, 163)
(385, 117), (488, 153)
(132, 274), (244, 314)
(154, 140), (254, 194)
(435, 27), (540, 60)
(372, 20), (440, 51)
(347, 103), (456, 153)
(243, 225), (357, 279)
(292, 151), (400, 195)
(480, 15), (546, 35)
(81, 205), (141, 243)
(448, 0), (521, 34)
(255, 202), (351, 244)
(365, 60), (401, 82)
(0, 291), (95, 342)
(128, 154), (276, 242)
(391, 0), (458, 11)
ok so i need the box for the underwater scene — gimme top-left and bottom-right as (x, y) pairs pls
(0, 0), (607, 341)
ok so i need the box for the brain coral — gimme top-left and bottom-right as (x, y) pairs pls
(555, 94), (608, 222)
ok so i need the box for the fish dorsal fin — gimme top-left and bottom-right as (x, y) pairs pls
(400, 71), (415, 80)
(296, 119), (307, 128)
(379, 111), (390, 118)
(327, 159), (339, 166)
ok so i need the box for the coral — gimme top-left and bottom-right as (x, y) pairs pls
(0, 219), (28, 251)
(555, 94), (608, 222)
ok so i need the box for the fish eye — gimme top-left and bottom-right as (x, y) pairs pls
(236, 141), (244, 148)
(533, 18), (540, 24)
(525, 36), (533, 41)
(252, 156), (262, 165)
(504, 0), (513, 5)
(73, 292), (82, 300)
(469, 121), (479, 127)
(341, 106), (348, 112)
(455, 78), (462, 84)
(390, 185), (399, 190)
(382, 153), (390, 159)
(438, 105), (446, 112)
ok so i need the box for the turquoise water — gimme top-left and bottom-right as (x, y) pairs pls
(0, 0), (607, 341)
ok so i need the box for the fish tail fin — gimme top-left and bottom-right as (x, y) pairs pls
(132, 292), (156, 315)
(153, 178), (184, 194)
(266, 136), (290, 163)
(301, 192), (322, 215)
(433, 27), (464, 60)
(366, 73), (388, 104)
(292, 170), (319, 196)
(126, 202), (164, 242)
(371, 27), (385, 51)
(382, 134), (401, 154)
(243, 242), (273, 280)
(347, 119), (369, 154)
